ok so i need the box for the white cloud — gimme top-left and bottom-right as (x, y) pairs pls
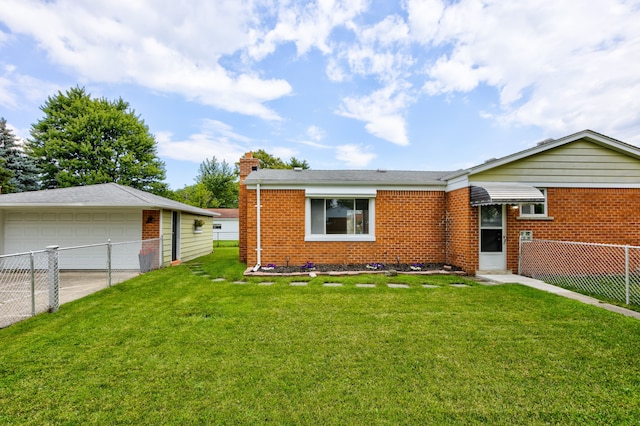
(0, 0), (291, 120)
(410, 0), (640, 141)
(248, 0), (368, 60)
(336, 144), (376, 167)
(307, 125), (326, 141)
(0, 64), (61, 111)
(156, 119), (250, 164)
(337, 83), (412, 145)
(328, 13), (413, 83)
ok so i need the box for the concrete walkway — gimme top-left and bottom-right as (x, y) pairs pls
(476, 273), (640, 319)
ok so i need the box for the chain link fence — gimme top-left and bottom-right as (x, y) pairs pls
(519, 239), (640, 306)
(0, 238), (161, 329)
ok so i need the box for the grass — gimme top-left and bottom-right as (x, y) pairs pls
(213, 239), (239, 247)
(1, 248), (640, 424)
(540, 274), (640, 312)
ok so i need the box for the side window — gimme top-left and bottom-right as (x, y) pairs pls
(520, 188), (547, 216)
(306, 197), (375, 241)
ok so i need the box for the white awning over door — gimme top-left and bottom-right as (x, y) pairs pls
(470, 183), (545, 206)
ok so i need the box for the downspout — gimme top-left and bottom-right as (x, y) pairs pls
(252, 182), (262, 271)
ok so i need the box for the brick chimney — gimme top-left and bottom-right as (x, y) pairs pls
(238, 152), (260, 263)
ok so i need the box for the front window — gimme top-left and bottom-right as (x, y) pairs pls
(520, 188), (547, 216)
(307, 198), (375, 241)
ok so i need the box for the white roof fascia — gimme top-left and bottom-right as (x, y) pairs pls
(246, 183), (446, 191)
(445, 175), (470, 192)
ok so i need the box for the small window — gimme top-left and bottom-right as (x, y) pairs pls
(520, 189), (547, 216)
(213, 224), (222, 230)
(306, 197), (375, 241)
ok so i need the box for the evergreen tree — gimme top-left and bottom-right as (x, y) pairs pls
(0, 117), (39, 193)
(27, 87), (167, 194)
(0, 156), (11, 193)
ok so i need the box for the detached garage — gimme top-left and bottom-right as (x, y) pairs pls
(0, 183), (217, 269)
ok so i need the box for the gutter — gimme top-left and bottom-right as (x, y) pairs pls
(252, 182), (262, 271)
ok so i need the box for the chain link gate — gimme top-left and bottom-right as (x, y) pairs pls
(1, 238), (162, 328)
(519, 239), (640, 306)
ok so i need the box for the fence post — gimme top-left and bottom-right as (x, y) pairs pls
(518, 236), (523, 275)
(107, 239), (112, 287)
(625, 245), (630, 305)
(30, 251), (35, 316)
(46, 245), (59, 313)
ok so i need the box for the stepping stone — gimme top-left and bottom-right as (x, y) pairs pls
(387, 283), (410, 288)
(233, 281), (247, 285)
(290, 282), (308, 286)
(259, 282), (274, 286)
(323, 283), (343, 287)
(211, 278), (225, 282)
(450, 284), (469, 288)
(356, 283), (376, 288)
(422, 284), (438, 288)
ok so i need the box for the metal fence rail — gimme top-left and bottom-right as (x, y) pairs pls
(0, 238), (162, 329)
(519, 239), (640, 306)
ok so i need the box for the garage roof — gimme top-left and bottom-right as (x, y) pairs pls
(0, 183), (217, 216)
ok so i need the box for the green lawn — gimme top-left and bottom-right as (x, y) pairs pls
(1, 248), (640, 424)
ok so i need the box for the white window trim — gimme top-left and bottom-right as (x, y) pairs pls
(518, 188), (548, 218)
(305, 197), (376, 242)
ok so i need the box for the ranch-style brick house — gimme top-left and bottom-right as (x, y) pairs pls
(239, 130), (640, 275)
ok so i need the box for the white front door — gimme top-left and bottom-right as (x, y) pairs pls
(479, 205), (506, 271)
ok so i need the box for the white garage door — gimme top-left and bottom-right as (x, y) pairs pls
(3, 209), (142, 269)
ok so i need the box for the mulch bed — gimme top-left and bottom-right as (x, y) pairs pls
(245, 262), (466, 276)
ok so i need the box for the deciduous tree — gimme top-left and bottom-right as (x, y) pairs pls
(27, 87), (167, 194)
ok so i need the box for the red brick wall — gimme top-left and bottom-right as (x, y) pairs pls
(506, 187), (640, 272)
(445, 187), (478, 273)
(242, 189), (447, 267)
(239, 178), (640, 274)
(142, 209), (160, 239)
(239, 153), (260, 263)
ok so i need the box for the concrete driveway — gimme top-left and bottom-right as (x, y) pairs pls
(59, 270), (139, 304)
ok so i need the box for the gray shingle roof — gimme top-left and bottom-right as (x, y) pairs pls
(0, 183), (215, 216)
(244, 169), (453, 186)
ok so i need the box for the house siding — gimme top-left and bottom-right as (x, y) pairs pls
(161, 210), (173, 266)
(180, 213), (213, 262)
(243, 188), (446, 267)
(473, 141), (640, 184)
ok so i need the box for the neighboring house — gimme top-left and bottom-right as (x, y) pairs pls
(208, 208), (239, 241)
(0, 183), (218, 269)
(239, 130), (640, 275)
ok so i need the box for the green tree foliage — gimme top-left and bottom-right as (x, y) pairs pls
(0, 117), (39, 193)
(196, 157), (238, 208)
(27, 87), (167, 193)
(170, 182), (215, 209)
(169, 157), (238, 208)
(0, 156), (11, 193)
(252, 149), (310, 170)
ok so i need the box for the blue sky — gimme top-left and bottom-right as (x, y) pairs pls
(1, 0), (639, 190)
